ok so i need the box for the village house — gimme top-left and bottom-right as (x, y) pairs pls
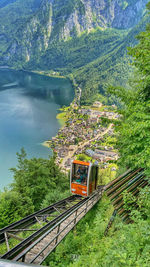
(86, 149), (95, 157)
(93, 111), (104, 117)
(85, 149), (118, 162)
(52, 137), (57, 142)
(69, 145), (76, 152)
(111, 167), (117, 171)
(114, 114), (121, 119)
(89, 117), (99, 124)
(95, 149), (118, 160)
(64, 158), (72, 168)
(58, 148), (68, 158)
(93, 101), (103, 108)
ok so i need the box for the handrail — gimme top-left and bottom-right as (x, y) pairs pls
(1, 197), (86, 260)
(13, 189), (103, 264)
(0, 195), (79, 236)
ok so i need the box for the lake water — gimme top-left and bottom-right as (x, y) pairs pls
(0, 69), (74, 190)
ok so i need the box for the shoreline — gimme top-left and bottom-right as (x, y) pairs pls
(42, 141), (52, 148)
(31, 70), (66, 79)
(0, 66), (67, 79)
(0, 66), (81, 164)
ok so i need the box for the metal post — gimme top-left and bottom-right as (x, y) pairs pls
(74, 209), (78, 225)
(22, 254), (26, 262)
(4, 232), (10, 252)
(55, 224), (60, 245)
(97, 191), (100, 201)
(85, 201), (88, 214)
(92, 195), (95, 206)
(35, 216), (41, 225)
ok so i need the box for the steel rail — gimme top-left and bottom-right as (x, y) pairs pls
(109, 172), (145, 200)
(117, 181), (148, 216)
(104, 169), (148, 235)
(106, 169), (143, 196)
(12, 189), (103, 264)
(112, 177), (146, 205)
(105, 169), (139, 190)
(0, 197), (87, 260)
(112, 178), (146, 210)
(0, 195), (81, 243)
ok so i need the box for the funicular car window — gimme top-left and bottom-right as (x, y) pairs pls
(89, 166), (95, 183)
(72, 164), (88, 185)
(92, 167), (96, 181)
(89, 167), (92, 183)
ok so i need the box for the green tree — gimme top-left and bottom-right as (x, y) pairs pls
(10, 148), (69, 210)
(0, 148), (69, 228)
(107, 2), (150, 175)
(0, 190), (34, 228)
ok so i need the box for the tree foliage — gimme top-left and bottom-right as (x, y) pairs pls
(44, 188), (150, 267)
(0, 148), (69, 228)
(107, 2), (150, 175)
(0, 190), (33, 228)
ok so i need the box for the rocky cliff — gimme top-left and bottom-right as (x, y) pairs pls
(0, 0), (149, 104)
(0, 0), (148, 66)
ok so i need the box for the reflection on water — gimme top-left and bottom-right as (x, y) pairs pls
(0, 69), (74, 190)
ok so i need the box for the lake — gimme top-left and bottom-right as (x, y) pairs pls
(0, 69), (74, 190)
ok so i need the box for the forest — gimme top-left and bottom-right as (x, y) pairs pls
(0, 149), (69, 229)
(0, 1), (149, 105)
(35, 14), (150, 105)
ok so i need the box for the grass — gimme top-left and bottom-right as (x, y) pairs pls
(32, 70), (65, 79)
(56, 112), (68, 127)
(99, 163), (118, 185)
(76, 153), (94, 162)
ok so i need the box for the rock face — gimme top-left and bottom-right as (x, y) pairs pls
(0, 0), (148, 66)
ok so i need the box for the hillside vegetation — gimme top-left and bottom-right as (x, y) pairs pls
(0, 0), (149, 103)
(44, 188), (150, 267)
(0, 149), (69, 229)
(0, 2), (150, 266)
(44, 4), (150, 266)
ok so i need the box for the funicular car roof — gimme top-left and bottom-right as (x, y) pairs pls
(73, 160), (90, 166)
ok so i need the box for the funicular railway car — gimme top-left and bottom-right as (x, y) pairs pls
(70, 160), (99, 197)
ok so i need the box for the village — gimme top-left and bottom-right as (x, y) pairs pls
(45, 101), (120, 172)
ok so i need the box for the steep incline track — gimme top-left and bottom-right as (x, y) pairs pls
(0, 169), (148, 265)
(0, 188), (103, 264)
(105, 168), (147, 223)
(0, 195), (83, 244)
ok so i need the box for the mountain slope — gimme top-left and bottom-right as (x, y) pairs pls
(73, 13), (150, 103)
(0, 0), (149, 103)
(0, 0), (148, 65)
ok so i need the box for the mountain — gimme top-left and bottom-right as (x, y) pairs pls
(0, 0), (149, 103)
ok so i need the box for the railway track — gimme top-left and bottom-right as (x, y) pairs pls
(105, 168), (147, 224)
(0, 195), (83, 245)
(0, 169), (148, 265)
(0, 195), (85, 259)
(0, 187), (103, 265)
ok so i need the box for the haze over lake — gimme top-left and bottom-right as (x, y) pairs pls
(0, 69), (74, 190)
